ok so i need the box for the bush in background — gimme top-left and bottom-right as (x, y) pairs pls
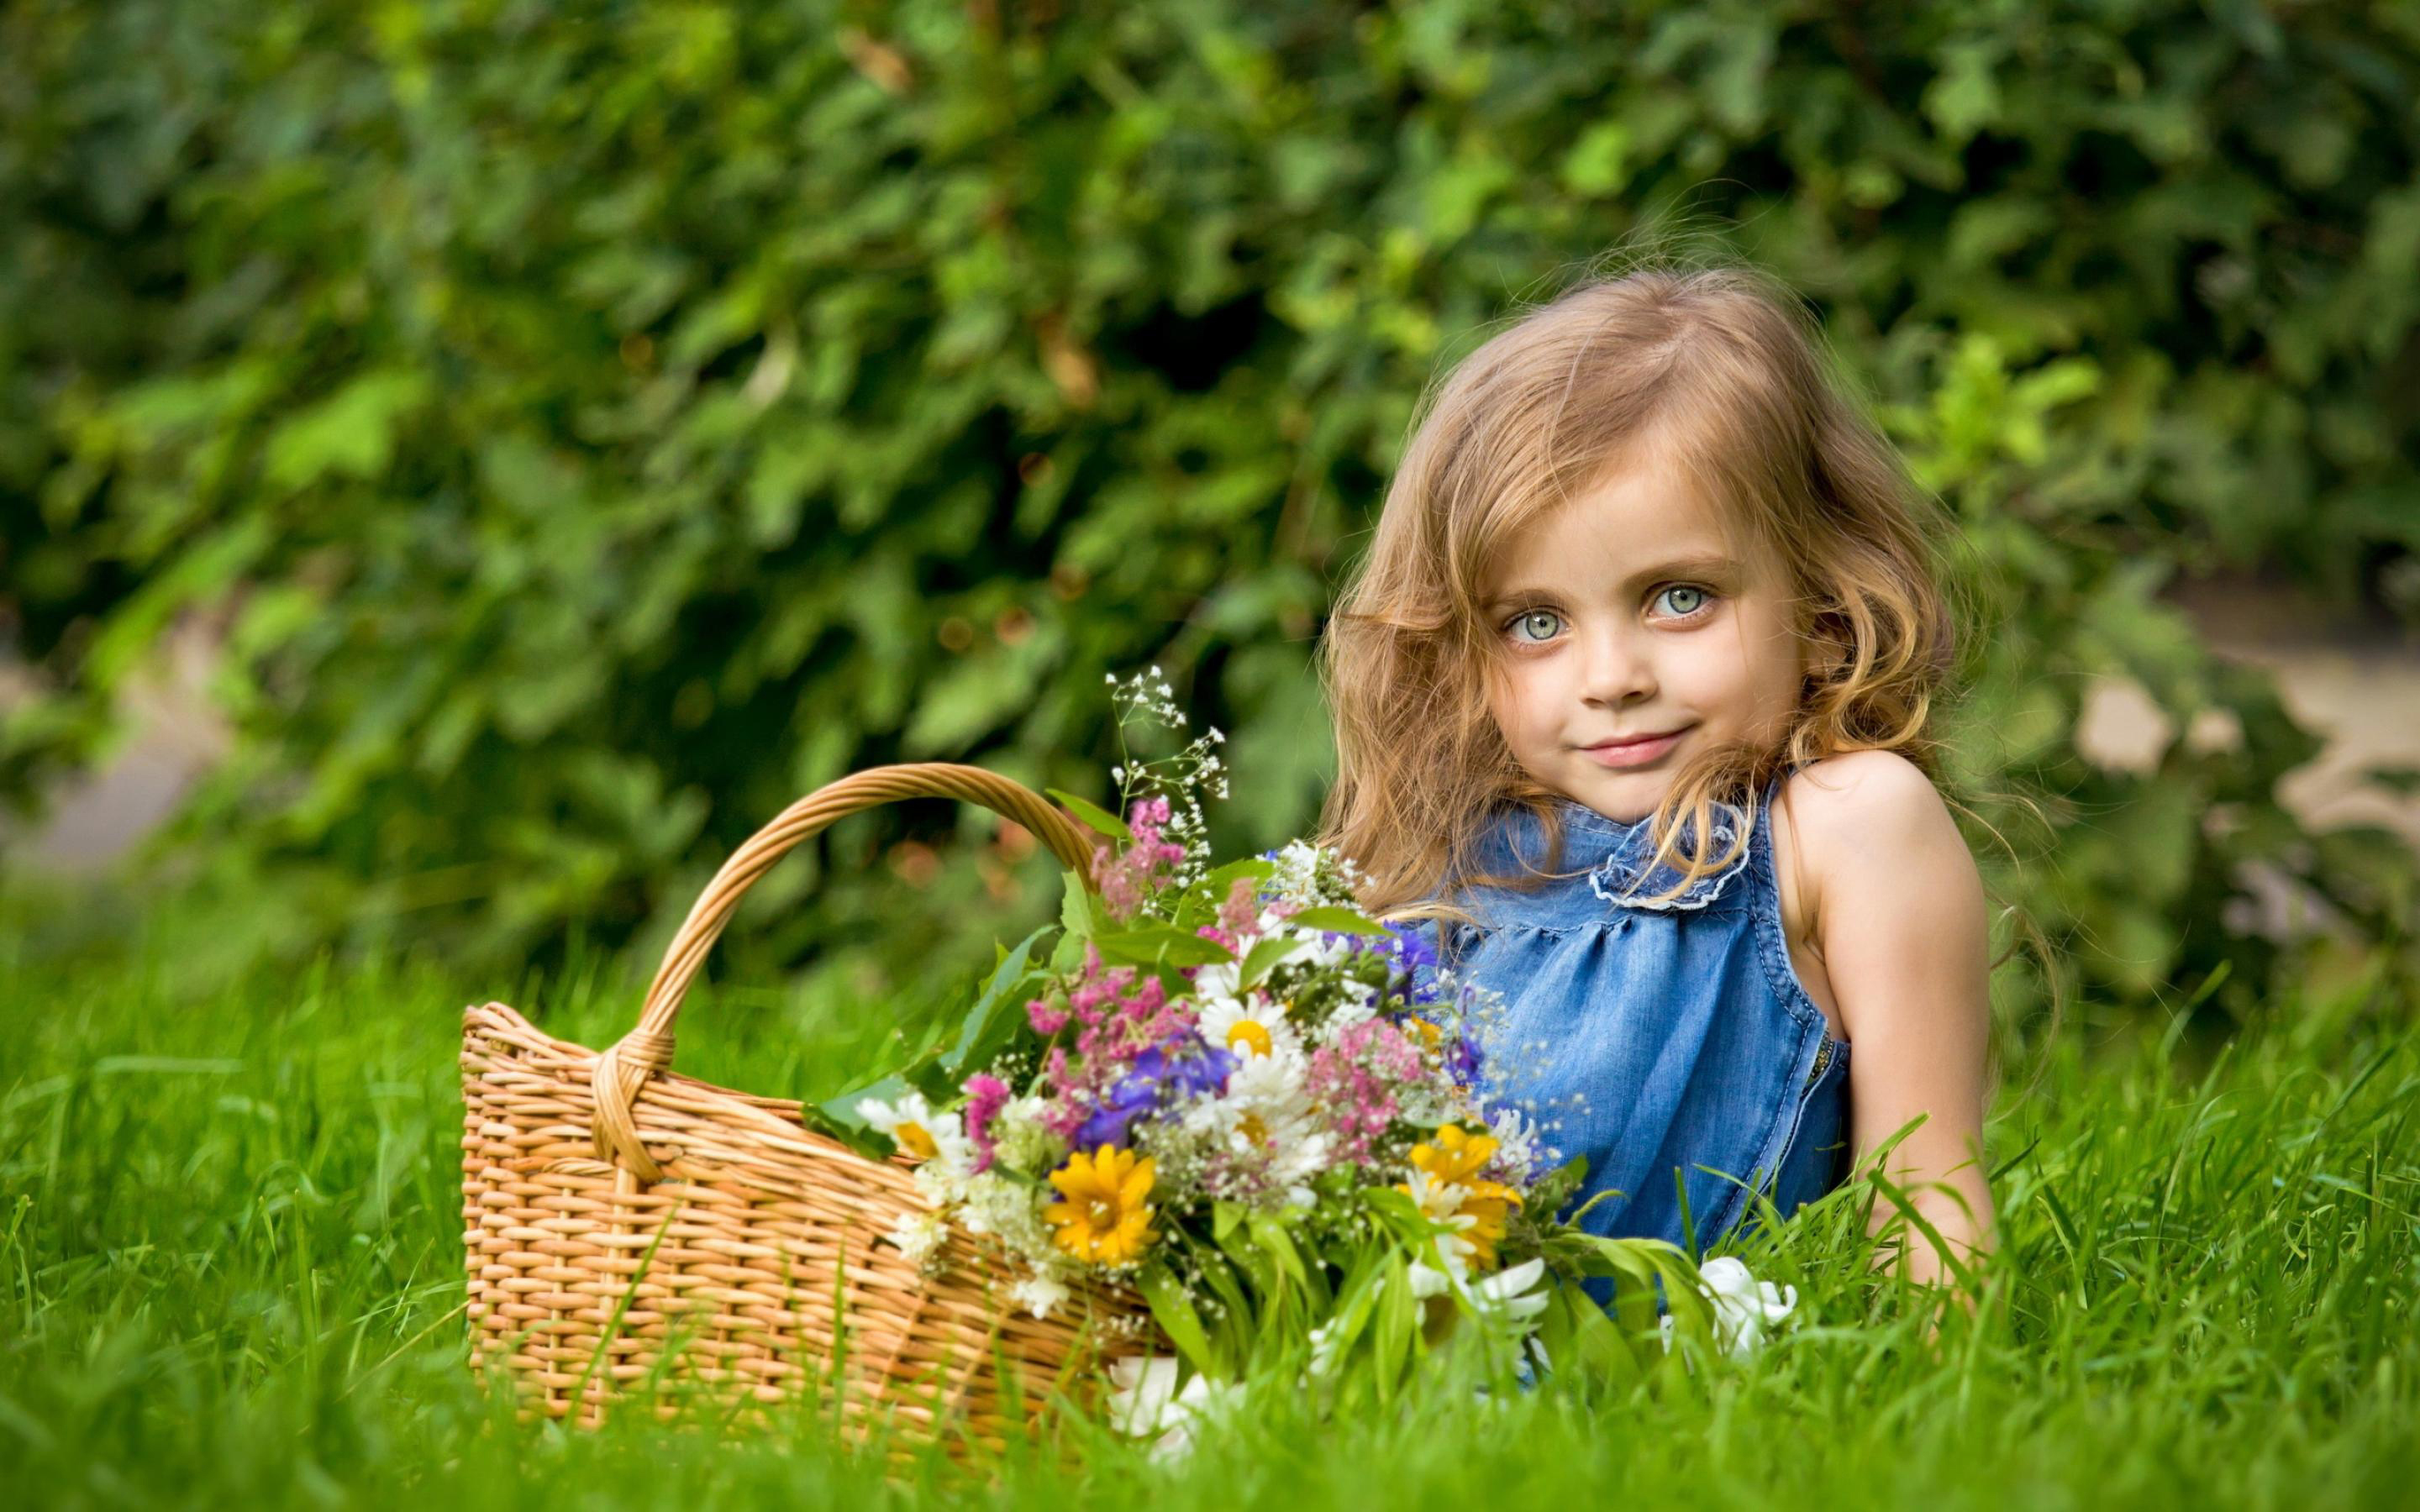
(3, 1), (2413, 1022)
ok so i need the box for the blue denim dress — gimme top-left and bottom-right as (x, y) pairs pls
(1400, 785), (1851, 1277)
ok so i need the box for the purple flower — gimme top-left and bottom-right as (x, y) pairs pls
(1381, 922), (1439, 972)
(1070, 1031), (1235, 1149)
(1073, 1075), (1161, 1149)
(1447, 1027), (1485, 1084)
(1134, 1031), (1235, 1100)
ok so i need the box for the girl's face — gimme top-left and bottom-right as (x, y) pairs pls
(1479, 461), (1807, 823)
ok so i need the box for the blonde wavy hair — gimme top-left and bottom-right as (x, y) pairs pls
(1318, 259), (1955, 929)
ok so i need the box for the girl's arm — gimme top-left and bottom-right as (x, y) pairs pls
(1782, 751), (1998, 1289)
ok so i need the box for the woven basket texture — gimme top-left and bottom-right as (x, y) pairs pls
(460, 765), (1159, 1446)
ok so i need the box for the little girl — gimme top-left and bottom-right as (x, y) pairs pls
(1319, 263), (1997, 1289)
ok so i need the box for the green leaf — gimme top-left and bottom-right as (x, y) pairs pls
(1197, 856), (1276, 897)
(1213, 1200), (1245, 1244)
(1239, 932), (1314, 990)
(263, 368), (433, 491)
(1247, 1212), (1320, 1304)
(1328, 1249), (1385, 1343)
(1090, 923), (1236, 969)
(902, 647), (1039, 756)
(1045, 787), (1132, 841)
(1358, 1184), (1428, 1235)
(1534, 1284), (1579, 1376)
(1372, 1252), (1414, 1400)
(1560, 120), (1633, 196)
(1213, 1216), (1276, 1296)
(1524, 1153), (1591, 1219)
(814, 1075), (907, 1160)
(943, 923), (1051, 1076)
(1191, 1243), (1257, 1350)
(1564, 1285), (1645, 1389)
(1048, 936), (1081, 972)
(798, 1105), (900, 1163)
(900, 1058), (960, 1104)
(1285, 906), (1393, 937)
(1058, 868), (1101, 943)
(1134, 1260), (1218, 1375)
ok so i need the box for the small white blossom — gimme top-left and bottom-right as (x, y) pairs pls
(882, 1211), (950, 1274)
(1483, 1105), (1546, 1186)
(1466, 1257), (1551, 1326)
(1012, 1271), (1073, 1320)
(988, 1095), (1063, 1178)
(1304, 1318), (1344, 1379)
(1104, 1354), (1244, 1462)
(1404, 1254), (1550, 1351)
(1660, 1256), (1799, 1360)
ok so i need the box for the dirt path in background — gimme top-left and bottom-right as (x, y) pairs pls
(8, 584), (2417, 870)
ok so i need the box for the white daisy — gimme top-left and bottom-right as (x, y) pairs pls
(1219, 1049), (1335, 1205)
(1399, 1168), (1481, 1273)
(1184, 1047), (1334, 1205)
(1197, 992), (1300, 1062)
(1191, 955), (1244, 1004)
(1222, 1044), (1316, 1125)
(856, 1091), (948, 1162)
(860, 1090), (978, 1207)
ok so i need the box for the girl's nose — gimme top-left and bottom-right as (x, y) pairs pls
(1581, 626), (1657, 705)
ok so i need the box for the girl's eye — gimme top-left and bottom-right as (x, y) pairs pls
(1652, 585), (1711, 618)
(1506, 608), (1562, 644)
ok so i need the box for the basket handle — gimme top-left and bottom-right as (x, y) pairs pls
(589, 763), (1109, 1179)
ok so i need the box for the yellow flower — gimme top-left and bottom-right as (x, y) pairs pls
(1044, 1143), (1158, 1265)
(892, 1121), (938, 1161)
(1448, 1184), (1520, 1271)
(1397, 1124), (1523, 1272)
(1408, 1123), (1497, 1185)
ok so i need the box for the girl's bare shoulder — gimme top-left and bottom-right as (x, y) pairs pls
(1780, 749), (1956, 843)
(1771, 750), (1980, 943)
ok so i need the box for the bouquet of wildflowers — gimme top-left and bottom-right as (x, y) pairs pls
(829, 669), (1776, 1430)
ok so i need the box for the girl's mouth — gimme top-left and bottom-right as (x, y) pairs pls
(1579, 728), (1688, 769)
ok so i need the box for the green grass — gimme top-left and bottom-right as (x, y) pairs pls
(3, 914), (2416, 1510)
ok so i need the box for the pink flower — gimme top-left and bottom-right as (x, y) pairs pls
(1306, 1018), (1423, 1168)
(1217, 875), (1260, 935)
(1093, 840), (1146, 922)
(1087, 796), (1190, 925)
(961, 1074), (1011, 1173)
(1023, 937), (1206, 1145)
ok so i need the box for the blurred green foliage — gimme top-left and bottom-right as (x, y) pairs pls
(2, 1), (2413, 1021)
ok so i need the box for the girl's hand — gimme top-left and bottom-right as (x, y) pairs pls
(1774, 750), (2000, 1292)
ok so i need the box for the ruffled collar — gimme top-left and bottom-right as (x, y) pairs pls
(1498, 795), (1752, 914)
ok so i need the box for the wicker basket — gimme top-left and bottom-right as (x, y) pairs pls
(459, 764), (1159, 1446)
